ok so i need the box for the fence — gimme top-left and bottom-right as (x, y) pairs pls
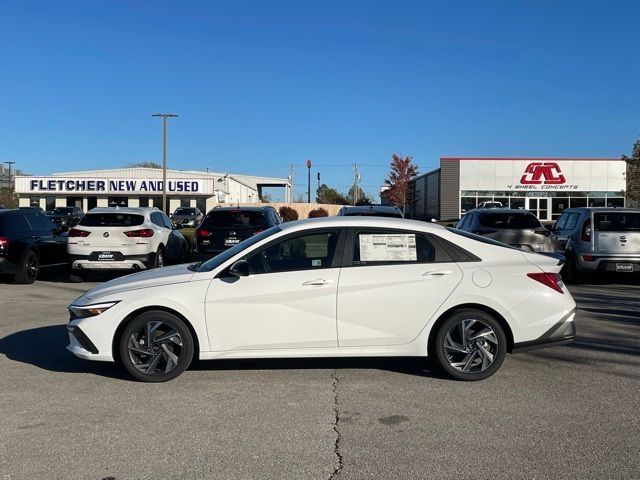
(237, 202), (344, 218)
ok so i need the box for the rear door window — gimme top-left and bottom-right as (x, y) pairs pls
(479, 212), (541, 229)
(351, 230), (451, 265)
(28, 214), (58, 234)
(0, 214), (32, 233)
(594, 212), (640, 231)
(79, 213), (144, 227)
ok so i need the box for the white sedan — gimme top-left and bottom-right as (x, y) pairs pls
(67, 216), (577, 382)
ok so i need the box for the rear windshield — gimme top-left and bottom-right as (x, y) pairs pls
(479, 212), (540, 229)
(0, 214), (31, 233)
(79, 213), (144, 227)
(203, 210), (266, 228)
(175, 208), (196, 215)
(446, 227), (518, 250)
(594, 212), (640, 232)
(51, 207), (76, 215)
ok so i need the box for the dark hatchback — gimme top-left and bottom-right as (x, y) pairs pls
(194, 206), (281, 260)
(47, 206), (84, 228)
(0, 209), (68, 283)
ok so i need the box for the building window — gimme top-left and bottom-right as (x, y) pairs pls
(180, 197), (190, 208)
(87, 196), (98, 211)
(139, 197), (149, 207)
(108, 197), (128, 207)
(461, 197), (476, 214)
(45, 196), (56, 212)
(152, 196), (163, 209)
(29, 196), (40, 208)
(607, 197), (624, 208)
(66, 196), (82, 207)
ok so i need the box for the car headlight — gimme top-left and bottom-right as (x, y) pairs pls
(69, 301), (119, 319)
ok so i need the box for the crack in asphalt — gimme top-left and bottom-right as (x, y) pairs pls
(328, 369), (343, 480)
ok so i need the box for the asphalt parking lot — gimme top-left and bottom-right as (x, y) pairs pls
(0, 274), (639, 480)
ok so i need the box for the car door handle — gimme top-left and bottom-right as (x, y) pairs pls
(302, 279), (331, 287)
(422, 270), (453, 278)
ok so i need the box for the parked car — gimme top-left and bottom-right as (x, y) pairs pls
(47, 206), (84, 228)
(194, 206), (281, 259)
(170, 207), (204, 228)
(455, 209), (560, 253)
(337, 205), (403, 218)
(67, 216), (576, 382)
(67, 207), (189, 281)
(552, 207), (640, 283)
(0, 209), (68, 284)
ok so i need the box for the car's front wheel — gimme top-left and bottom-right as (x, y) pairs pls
(119, 311), (194, 382)
(14, 249), (39, 284)
(431, 309), (507, 381)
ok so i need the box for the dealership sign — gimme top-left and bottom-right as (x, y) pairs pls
(458, 159), (625, 192)
(15, 177), (214, 195)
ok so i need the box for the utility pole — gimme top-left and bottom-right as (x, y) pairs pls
(3, 161), (15, 190)
(317, 172), (321, 194)
(289, 162), (295, 202)
(151, 113), (178, 214)
(352, 164), (360, 205)
(306, 159), (312, 203)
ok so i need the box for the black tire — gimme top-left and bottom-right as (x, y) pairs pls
(69, 269), (88, 283)
(153, 247), (165, 269)
(430, 309), (507, 381)
(561, 256), (581, 285)
(14, 249), (39, 284)
(118, 310), (194, 382)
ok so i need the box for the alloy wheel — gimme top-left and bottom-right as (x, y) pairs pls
(443, 319), (499, 373)
(26, 252), (39, 281)
(127, 321), (183, 375)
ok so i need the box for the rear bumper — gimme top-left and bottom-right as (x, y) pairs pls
(0, 257), (18, 275)
(69, 252), (155, 271)
(576, 254), (640, 273)
(512, 308), (576, 353)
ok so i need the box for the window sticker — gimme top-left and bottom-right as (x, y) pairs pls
(312, 259), (322, 267)
(359, 234), (417, 261)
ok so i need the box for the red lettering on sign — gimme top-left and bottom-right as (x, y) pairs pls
(520, 162), (566, 185)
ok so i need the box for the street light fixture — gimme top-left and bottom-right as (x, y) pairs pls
(151, 113), (178, 213)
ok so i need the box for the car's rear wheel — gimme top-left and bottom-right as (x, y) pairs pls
(153, 247), (165, 269)
(119, 311), (193, 382)
(561, 257), (581, 284)
(431, 309), (507, 381)
(14, 250), (39, 284)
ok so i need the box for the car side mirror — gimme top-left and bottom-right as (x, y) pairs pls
(173, 223), (183, 230)
(228, 260), (250, 277)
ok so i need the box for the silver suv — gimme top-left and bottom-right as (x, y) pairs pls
(552, 207), (640, 282)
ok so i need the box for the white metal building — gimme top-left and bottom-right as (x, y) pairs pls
(15, 167), (291, 213)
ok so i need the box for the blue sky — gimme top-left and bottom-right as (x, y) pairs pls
(1, 0), (638, 201)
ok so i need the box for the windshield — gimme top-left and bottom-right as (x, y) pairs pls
(479, 212), (541, 229)
(79, 213), (144, 227)
(446, 227), (518, 250)
(594, 212), (640, 232)
(196, 226), (281, 272)
(203, 210), (266, 228)
(175, 208), (196, 215)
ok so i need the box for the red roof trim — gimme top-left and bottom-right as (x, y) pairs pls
(440, 157), (620, 161)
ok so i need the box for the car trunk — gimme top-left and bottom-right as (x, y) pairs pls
(199, 210), (266, 252)
(592, 212), (640, 253)
(76, 213), (146, 248)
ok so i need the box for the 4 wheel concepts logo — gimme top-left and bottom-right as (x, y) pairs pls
(520, 162), (566, 185)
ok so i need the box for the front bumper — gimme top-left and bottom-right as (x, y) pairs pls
(512, 308), (576, 353)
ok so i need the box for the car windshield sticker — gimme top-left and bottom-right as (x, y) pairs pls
(359, 234), (417, 261)
(312, 259), (322, 267)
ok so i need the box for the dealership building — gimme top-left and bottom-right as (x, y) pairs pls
(15, 167), (291, 213)
(408, 157), (627, 222)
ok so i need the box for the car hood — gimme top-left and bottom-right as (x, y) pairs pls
(84, 264), (196, 300)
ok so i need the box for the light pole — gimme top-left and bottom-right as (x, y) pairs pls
(306, 159), (312, 203)
(151, 113), (178, 213)
(3, 161), (15, 190)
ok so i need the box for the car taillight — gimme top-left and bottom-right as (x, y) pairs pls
(197, 228), (211, 237)
(534, 229), (551, 237)
(527, 272), (564, 294)
(68, 229), (91, 237)
(581, 255), (596, 262)
(124, 229), (154, 238)
(581, 218), (591, 242)
(0, 237), (9, 248)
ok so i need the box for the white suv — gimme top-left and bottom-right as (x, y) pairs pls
(68, 207), (188, 279)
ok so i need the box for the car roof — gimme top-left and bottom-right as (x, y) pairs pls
(206, 206), (274, 213)
(279, 216), (444, 232)
(468, 208), (533, 214)
(340, 205), (402, 214)
(87, 207), (158, 215)
(562, 207), (640, 213)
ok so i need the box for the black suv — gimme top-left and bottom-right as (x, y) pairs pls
(46, 206), (84, 228)
(194, 206), (281, 259)
(0, 209), (68, 284)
